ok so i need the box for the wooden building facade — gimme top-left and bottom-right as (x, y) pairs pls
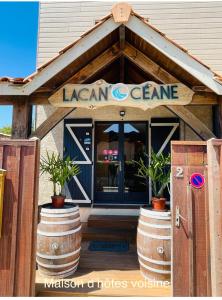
(0, 1), (222, 296)
(36, 1), (222, 218)
(0, 2), (222, 215)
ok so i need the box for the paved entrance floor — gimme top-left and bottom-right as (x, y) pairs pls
(36, 242), (171, 297)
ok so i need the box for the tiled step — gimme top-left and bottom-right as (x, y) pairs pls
(82, 227), (136, 243)
(87, 214), (138, 230)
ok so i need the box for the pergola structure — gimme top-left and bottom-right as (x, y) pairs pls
(0, 2), (222, 140)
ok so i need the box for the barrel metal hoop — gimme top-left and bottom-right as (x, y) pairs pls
(36, 257), (79, 269)
(37, 247), (81, 259)
(139, 259), (171, 274)
(41, 206), (79, 214)
(137, 250), (171, 266)
(37, 225), (82, 237)
(40, 211), (79, 218)
(140, 208), (171, 219)
(137, 228), (171, 240)
(41, 217), (80, 225)
(39, 263), (79, 276)
(139, 219), (171, 229)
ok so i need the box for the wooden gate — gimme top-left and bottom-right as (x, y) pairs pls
(207, 139), (222, 296)
(0, 139), (40, 296)
(171, 141), (211, 296)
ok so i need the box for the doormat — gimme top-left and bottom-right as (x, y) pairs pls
(88, 240), (129, 252)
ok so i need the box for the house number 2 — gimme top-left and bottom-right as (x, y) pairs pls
(175, 167), (184, 178)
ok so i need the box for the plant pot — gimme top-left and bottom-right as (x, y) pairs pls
(51, 195), (65, 208)
(152, 197), (166, 211)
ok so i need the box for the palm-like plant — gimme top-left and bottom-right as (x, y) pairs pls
(134, 151), (171, 198)
(40, 151), (80, 196)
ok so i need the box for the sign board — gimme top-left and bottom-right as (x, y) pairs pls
(49, 80), (194, 110)
(190, 173), (205, 189)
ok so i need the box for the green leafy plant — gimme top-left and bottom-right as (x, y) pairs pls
(134, 151), (171, 198)
(0, 125), (11, 135)
(40, 151), (80, 196)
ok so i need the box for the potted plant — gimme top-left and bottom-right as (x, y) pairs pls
(134, 150), (171, 210)
(40, 151), (80, 208)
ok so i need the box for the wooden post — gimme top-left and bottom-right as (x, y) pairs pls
(12, 98), (32, 139)
(213, 103), (222, 138)
(207, 138), (222, 296)
(0, 169), (6, 238)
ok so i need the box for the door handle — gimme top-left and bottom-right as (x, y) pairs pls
(175, 205), (187, 227)
(118, 161), (122, 173)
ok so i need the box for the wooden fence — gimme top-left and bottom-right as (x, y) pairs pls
(207, 139), (222, 296)
(0, 139), (40, 296)
(0, 138), (222, 296)
(172, 139), (222, 297)
(171, 141), (211, 296)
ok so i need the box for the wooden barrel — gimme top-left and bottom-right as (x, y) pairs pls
(36, 203), (82, 278)
(137, 207), (171, 282)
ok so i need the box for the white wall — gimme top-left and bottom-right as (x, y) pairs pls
(38, 1), (222, 75)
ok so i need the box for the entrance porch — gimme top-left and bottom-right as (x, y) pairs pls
(36, 241), (171, 297)
(0, 2), (222, 297)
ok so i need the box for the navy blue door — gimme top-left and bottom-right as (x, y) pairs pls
(94, 121), (148, 205)
(63, 119), (93, 204)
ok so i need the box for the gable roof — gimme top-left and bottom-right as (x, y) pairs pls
(1, 3), (222, 96)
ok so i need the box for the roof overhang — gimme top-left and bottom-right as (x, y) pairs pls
(1, 8), (222, 96)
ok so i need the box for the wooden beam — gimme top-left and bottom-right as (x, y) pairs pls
(123, 43), (217, 107)
(123, 42), (178, 84)
(166, 105), (216, 140)
(192, 93), (217, 105)
(65, 43), (120, 85)
(31, 108), (75, 140)
(124, 42), (216, 139)
(213, 103), (222, 138)
(31, 44), (122, 139)
(24, 89), (217, 106)
(0, 42), (217, 106)
(24, 18), (119, 95)
(119, 25), (125, 50)
(192, 86), (213, 93)
(126, 15), (222, 95)
(119, 25), (125, 82)
(207, 138), (222, 296)
(12, 98), (32, 139)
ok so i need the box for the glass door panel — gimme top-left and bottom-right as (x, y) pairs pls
(94, 121), (148, 205)
(95, 123), (122, 203)
(123, 122), (148, 204)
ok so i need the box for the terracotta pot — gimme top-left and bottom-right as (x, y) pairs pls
(51, 195), (65, 208)
(152, 197), (166, 211)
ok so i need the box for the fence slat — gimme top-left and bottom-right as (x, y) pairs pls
(0, 139), (40, 296)
(207, 138), (222, 296)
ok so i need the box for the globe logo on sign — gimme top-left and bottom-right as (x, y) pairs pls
(111, 83), (129, 101)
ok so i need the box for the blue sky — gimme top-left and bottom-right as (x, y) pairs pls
(0, 2), (39, 128)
